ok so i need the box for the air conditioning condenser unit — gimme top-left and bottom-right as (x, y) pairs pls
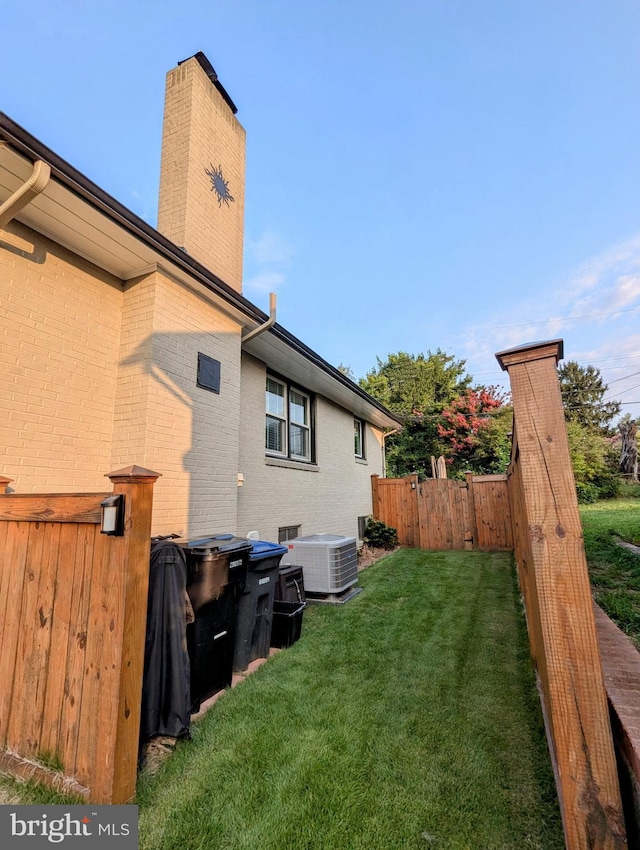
(280, 533), (358, 595)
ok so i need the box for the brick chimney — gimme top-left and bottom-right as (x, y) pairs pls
(157, 53), (246, 292)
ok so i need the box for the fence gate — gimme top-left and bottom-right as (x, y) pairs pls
(0, 465), (159, 804)
(371, 472), (512, 551)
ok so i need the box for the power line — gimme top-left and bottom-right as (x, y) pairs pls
(588, 354), (640, 364)
(396, 399), (640, 422)
(487, 305), (640, 331)
(604, 370), (640, 386)
(604, 382), (640, 401)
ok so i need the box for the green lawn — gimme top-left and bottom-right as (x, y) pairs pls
(581, 498), (640, 648)
(135, 550), (563, 850)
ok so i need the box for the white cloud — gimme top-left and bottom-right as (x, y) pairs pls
(573, 332), (640, 364)
(450, 233), (640, 416)
(246, 230), (294, 267)
(244, 271), (286, 295)
(244, 228), (294, 295)
(563, 234), (640, 302)
(608, 274), (640, 310)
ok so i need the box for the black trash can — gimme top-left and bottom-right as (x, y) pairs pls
(234, 541), (287, 672)
(275, 564), (306, 605)
(271, 601), (306, 648)
(183, 534), (251, 712)
(271, 563), (306, 649)
(140, 539), (191, 747)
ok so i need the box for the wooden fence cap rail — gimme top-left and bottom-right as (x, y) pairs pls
(106, 465), (162, 482)
(495, 339), (564, 371)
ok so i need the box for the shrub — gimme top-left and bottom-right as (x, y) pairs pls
(619, 481), (640, 499)
(576, 482), (599, 504)
(363, 518), (399, 550)
(593, 472), (621, 501)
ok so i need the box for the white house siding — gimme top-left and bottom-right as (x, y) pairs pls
(237, 352), (384, 543)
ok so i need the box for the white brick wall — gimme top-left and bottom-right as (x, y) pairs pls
(1, 225), (383, 543)
(157, 57), (246, 292)
(111, 270), (243, 537)
(0, 222), (123, 491)
(237, 353), (384, 542)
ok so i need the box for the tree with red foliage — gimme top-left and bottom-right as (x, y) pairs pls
(437, 386), (511, 475)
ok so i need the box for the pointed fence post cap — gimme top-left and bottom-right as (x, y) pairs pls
(0, 476), (14, 493)
(106, 465), (162, 482)
(495, 339), (564, 372)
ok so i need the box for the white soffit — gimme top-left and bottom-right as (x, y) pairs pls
(0, 145), (252, 327)
(0, 145), (399, 431)
(0, 145), (157, 278)
(243, 332), (398, 430)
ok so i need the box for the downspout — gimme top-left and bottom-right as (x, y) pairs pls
(242, 292), (277, 343)
(382, 426), (401, 478)
(0, 160), (51, 230)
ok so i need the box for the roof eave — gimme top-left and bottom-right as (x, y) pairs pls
(0, 112), (401, 431)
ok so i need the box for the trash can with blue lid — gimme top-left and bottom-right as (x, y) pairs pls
(182, 534), (251, 711)
(233, 540), (287, 672)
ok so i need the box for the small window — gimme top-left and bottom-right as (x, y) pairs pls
(354, 418), (365, 459)
(278, 525), (301, 543)
(358, 516), (368, 539)
(266, 378), (286, 454)
(289, 389), (311, 460)
(266, 376), (313, 462)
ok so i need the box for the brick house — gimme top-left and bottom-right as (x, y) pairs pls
(0, 53), (401, 542)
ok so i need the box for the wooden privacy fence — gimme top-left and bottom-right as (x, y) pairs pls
(0, 465), (159, 804)
(371, 471), (513, 551)
(497, 341), (626, 850)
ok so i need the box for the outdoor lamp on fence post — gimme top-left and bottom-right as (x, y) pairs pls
(100, 494), (125, 536)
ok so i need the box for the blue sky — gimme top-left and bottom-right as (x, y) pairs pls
(2, 0), (639, 418)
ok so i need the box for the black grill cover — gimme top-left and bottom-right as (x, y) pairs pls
(140, 540), (191, 743)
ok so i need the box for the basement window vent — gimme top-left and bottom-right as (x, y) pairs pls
(197, 353), (221, 394)
(358, 516), (368, 539)
(278, 525), (301, 543)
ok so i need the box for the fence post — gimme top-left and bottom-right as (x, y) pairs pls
(103, 464), (160, 804)
(371, 474), (380, 520)
(497, 340), (626, 849)
(464, 472), (478, 550)
(407, 474), (419, 548)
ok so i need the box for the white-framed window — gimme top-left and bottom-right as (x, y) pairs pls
(266, 376), (313, 461)
(354, 418), (365, 459)
(266, 377), (286, 454)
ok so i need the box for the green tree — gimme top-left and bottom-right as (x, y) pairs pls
(360, 350), (471, 417)
(565, 420), (620, 502)
(472, 404), (513, 474)
(361, 350), (472, 478)
(437, 387), (512, 476)
(559, 361), (621, 433)
(384, 415), (443, 479)
(337, 363), (355, 381)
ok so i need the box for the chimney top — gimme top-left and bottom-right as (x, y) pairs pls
(178, 51), (238, 114)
